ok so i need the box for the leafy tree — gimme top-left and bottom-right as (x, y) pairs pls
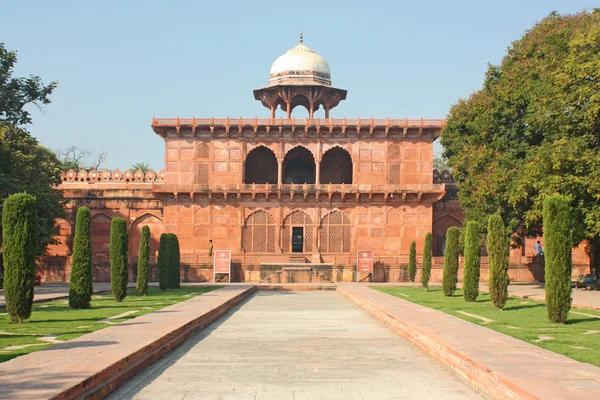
(2, 193), (38, 323)
(0, 126), (65, 255)
(168, 233), (181, 289)
(433, 156), (450, 171)
(421, 233), (432, 290)
(131, 162), (150, 173)
(408, 240), (417, 283)
(68, 207), (93, 309)
(441, 10), (600, 271)
(158, 233), (169, 291)
(109, 217), (128, 302)
(0, 43), (57, 127)
(463, 221), (481, 302)
(442, 227), (460, 296)
(543, 195), (573, 323)
(488, 214), (509, 309)
(136, 225), (150, 296)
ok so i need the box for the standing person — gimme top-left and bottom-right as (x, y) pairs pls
(533, 240), (543, 256)
(208, 239), (213, 257)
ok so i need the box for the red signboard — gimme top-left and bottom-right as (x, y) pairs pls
(214, 250), (231, 282)
(357, 250), (374, 274)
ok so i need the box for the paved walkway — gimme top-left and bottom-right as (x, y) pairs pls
(338, 284), (600, 400)
(0, 282), (132, 307)
(108, 291), (483, 400)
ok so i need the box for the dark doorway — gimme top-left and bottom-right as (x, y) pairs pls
(283, 147), (315, 184)
(244, 147), (278, 184)
(320, 147), (353, 184)
(292, 227), (304, 253)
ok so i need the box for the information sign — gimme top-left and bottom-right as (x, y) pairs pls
(213, 250), (231, 283)
(356, 250), (374, 282)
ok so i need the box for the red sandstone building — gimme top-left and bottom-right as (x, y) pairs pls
(44, 38), (588, 283)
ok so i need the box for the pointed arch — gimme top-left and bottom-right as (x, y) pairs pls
(281, 210), (313, 253)
(432, 214), (463, 256)
(129, 213), (164, 257)
(319, 210), (351, 253)
(242, 210), (276, 253)
(283, 146), (315, 184)
(244, 146), (278, 184)
(320, 146), (353, 184)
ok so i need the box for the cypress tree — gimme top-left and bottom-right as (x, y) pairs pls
(408, 240), (417, 283)
(2, 193), (38, 323)
(487, 214), (509, 309)
(109, 217), (129, 302)
(136, 225), (150, 296)
(442, 226), (460, 296)
(421, 233), (432, 290)
(543, 195), (572, 323)
(463, 221), (481, 302)
(168, 233), (181, 289)
(69, 207), (93, 308)
(0, 252), (4, 290)
(158, 233), (169, 291)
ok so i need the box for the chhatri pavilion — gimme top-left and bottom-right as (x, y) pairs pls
(45, 36), (583, 283)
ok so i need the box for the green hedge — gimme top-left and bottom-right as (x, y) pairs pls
(110, 217), (129, 302)
(463, 221), (480, 302)
(543, 195), (572, 323)
(136, 225), (150, 296)
(442, 227), (460, 296)
(2, 193), (38, 323)
(487, 214), (509, 309)
(421, 233), (432, 290)
(408, 240), (417, 283)
(69, 207), (93, 308)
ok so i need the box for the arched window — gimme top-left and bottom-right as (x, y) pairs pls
(319, 211), (351, 253)
(283, 147), (315, 184)
(387, 143), (401, 184)
(244, 146), (278, 184)
(281, 211), (313, 253)
(320, 147), (353, 184)
(242, 211), (276, 253)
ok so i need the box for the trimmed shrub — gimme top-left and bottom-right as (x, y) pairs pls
(136, 225), (150, 296)
(543, 195), (572, 323)
(109, 217), (129, 302)
(0, 252), (4, 290)
(421, 233), (432, 290)
(463, 221), (481, 302)
(2, 193), (38, 323)
(69, 207), (93, 309)
(168, 233), (181, 289)
(487, 214), (509, 309)
(158, 233), (169, 291)
(408, 240), (417, 283)
(442, 226), (460, 296)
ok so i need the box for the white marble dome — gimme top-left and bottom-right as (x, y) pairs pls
(269, 39), (331, 86)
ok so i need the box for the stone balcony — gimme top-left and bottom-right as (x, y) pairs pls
(152, 183), (446, 203)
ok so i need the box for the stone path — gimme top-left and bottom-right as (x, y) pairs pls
(0, 282), (133, 307)
(108, 291), (483, 400)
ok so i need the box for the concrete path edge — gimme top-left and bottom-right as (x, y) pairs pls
(337, 285), (538, 400)
(70, 286), (256, 400)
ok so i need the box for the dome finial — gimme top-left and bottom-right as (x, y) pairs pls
(299, 30), (303, 44)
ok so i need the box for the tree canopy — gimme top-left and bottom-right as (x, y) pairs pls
(441, 10), (600, 267)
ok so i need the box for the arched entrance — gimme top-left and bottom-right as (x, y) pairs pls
(281, 211), (313, 253)
(320, 147), (353, 184)
(244, 147), (278, 184)
(432, 215), (462, 256)
(283, 147), (315, 184)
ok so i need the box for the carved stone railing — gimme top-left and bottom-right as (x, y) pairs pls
(151, 117), (445, 139)
(60, 169), (167, 183)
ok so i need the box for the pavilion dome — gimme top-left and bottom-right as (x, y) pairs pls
(269, 36), (331, 87)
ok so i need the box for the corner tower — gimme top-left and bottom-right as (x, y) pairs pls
(253, 33), (347, 118)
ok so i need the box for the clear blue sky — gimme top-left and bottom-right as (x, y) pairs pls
(2, 0), (597, 171)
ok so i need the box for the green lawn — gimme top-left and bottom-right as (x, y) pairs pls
(374, 286), (600, 367)
(0, 286), (217, 363)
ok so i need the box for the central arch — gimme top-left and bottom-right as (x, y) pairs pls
(320, 147), (353, 184)
(281, 210), (313, 253)
(283, 146), (315, 184)
(244, 146), (278, 184)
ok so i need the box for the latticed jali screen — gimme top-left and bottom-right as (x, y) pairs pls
(196, 142), (210, 159)
(387, 144), (401, 184)
(196, 162), (209, 184)
(281, 211), (313, 253)
(242, 210), (276, 253)
(319, 211), (351, 253)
